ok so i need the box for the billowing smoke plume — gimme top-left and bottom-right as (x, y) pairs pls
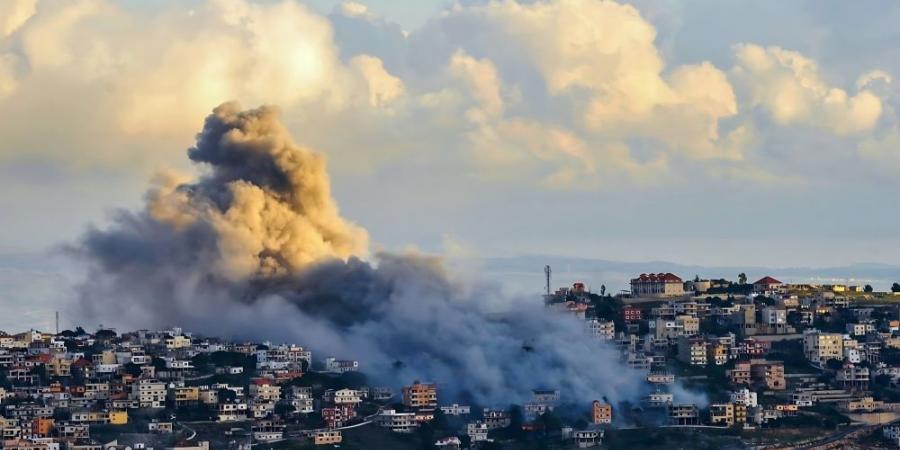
(74, 103), (654, 406)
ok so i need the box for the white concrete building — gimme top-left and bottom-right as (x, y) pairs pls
(132, 380), (167, 409)
(467, 421), (491, 442)
(440, 404), (471, 416)
(846, 323), (875, 337)
(762, 307), (786, 325)
(250, 382), (281, 403)
(375, 410), (418, 433)
(325, 357), (359, 373)
(334, 389), (363, 405)
(586, 319), (615, 340)
(730, 388), (758, 408)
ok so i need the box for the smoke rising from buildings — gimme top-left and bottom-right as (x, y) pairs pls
(73, 102), (659, 406)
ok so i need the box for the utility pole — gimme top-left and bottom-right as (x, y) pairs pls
(544, 265), (552, 296)
(55, 311), (59, 335)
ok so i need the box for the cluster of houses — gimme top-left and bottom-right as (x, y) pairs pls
(4, 272), (900, 449)
(0, 325), (611, 449)
(0, 326), (374, 449)
(549, 273), (900, 445)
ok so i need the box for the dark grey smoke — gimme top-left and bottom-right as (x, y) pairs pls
(73, 103), (661, 406)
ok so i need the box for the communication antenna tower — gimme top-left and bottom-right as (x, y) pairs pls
(544, 265), (552, 296)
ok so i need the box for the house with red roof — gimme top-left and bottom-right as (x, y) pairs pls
(630, 273), (685, 297)
(753, 276), (783, 293)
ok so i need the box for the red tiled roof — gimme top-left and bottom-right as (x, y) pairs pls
(28, 354), (52, 363)
(72, 358), (92, 368)
(754, 276), (782, 285)
(633, 273), (682, 283)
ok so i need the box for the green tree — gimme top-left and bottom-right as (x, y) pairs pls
(506, 405), (528, 442)
(121, 362), (143, 377)
(825, 359), (844, 371)
(218, 388), (237, 403)
(738, 273), (747, 285)
(275, 403), (295, 417)
(95, 329), (117, 342)
(537, 411), (562, 432)
(865, 284), (874, 293)
(600, 285), (606, 296)
(151, 357), (168, 372)
(892, 282), (900, 293)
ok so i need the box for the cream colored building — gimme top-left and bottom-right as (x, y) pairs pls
(132, 380), (168, 408)
(803, 331), (844, 366)
(334, 389), (363, 405)
(631, 273), (684, 297)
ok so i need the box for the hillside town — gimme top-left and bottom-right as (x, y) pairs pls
(4, 274), (900, 449)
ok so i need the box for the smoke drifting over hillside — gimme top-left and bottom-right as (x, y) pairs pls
(74, 103), (651, 405)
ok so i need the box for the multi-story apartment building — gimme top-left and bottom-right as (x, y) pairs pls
(175, 387), (200, 407)
(622, 306), (642, 322)
(654, 315), (699, 341)
(440, 404), (471, 416)
(586, 319), (615, 340)
(728, 362), (751, 385)
(574, 430), (602, 448)
(218, 402), (249, 422)
(709, 403), (734, 426)
(753, 276), (783, 293)
(846, 323), (876, 337)
(645, 392), (674, 408)
(483, 409), (512, 429)
(668, 404), (699, 425)
(730, 388), (758, 407)
(630, 273), (684, 297)
(402, 381), (437, 410)
(592, 401), (612, 424)
(803, 331), (844, 366)
(324, 358), (359, 374)
(268, 345), (311, 366)
(836, 363), (870, 389)
(707, 343), (728, 366)
(84, 383), (110, 400)
(677, 337), (707, 366)
(249, 381), (281, 403)
(467, 421), (490, 442)
(131, 380), (167, 409)
(376, 410), (418, 433)
(333, 389), (363, 406)
(761, 306), (786, 325)
(164, 335), (191, 350)
(731, 304), (758, 337)
(750, 360), (786, 390)
(322, 404), (356, 428)
(46, 358), (71, 378)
